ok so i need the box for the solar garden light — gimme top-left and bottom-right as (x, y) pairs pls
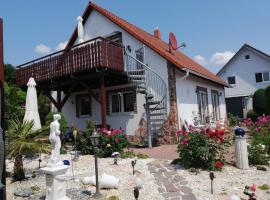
(111, 152), (119, 165)
(209, 171), (215, 194)
(90, 129), (102, 199)
(131, 160), (137, 175)
(133, 187), (139, 200)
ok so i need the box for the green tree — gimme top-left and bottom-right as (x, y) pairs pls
(253, 88), (266, 115)
(38, 95), (51, 125)
(6, 119), (50, 181)
(265, 85), (270, 114)
(4, 64), (16, 85)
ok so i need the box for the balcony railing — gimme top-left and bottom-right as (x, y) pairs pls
(16, 37), (124, 86)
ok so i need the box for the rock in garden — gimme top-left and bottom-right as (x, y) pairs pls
(14, 187), (33, 197)
(82, 176), (95, 185)
(257, 165), (267, 171)
(229, 195), (241, 200)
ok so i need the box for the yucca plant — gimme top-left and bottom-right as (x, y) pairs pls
(6, 118), (51, 181)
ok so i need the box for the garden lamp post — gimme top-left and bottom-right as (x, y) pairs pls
(90, 129), (102, 199)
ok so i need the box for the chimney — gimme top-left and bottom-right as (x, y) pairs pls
(154, 27), (161, 39)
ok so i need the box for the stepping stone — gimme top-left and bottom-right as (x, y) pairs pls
(164, 181), (178, 192)
(158, 187), (166, 193)
(162, 192), (181, 198)
(180, 186), (192, 194)
(14, 187), (33, 197)
(182, 193), (197, 200)
(171, 197), (181, 200)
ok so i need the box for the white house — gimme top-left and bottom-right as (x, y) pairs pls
(16, 2), (227, 145)
(217, 44), (270, 118)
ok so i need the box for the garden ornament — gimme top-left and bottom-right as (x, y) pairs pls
(244, 185), (257, 200)
(111, 152), (120, 165)
(234, 128), (245, 137)
(131, 160), (137, 175)
(48, 114), (62, 165)
(209, 171), (215, 194)
(63, 160), (70, 166)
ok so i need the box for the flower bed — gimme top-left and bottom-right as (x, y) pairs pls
(176, 126), (229, 170)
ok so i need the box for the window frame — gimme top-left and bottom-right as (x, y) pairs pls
(196, 86), (209, 124)
(227, 76), (236, 85)
(109, 91), (135, 115)
(211, 90), (220, 121)
(76, 94), (92, 118)
(255, 71), (270, 83)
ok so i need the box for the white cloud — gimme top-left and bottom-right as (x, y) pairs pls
(34, 44), (51, 55)
(55, 41), (68, 51)
(209, 51), (234, 66)
(194, 55), (207, 65)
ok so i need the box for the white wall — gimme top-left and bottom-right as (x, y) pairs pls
(219, 48), (270, 98)
(176, 70), (226, 126)
(61, 10), (170, 134)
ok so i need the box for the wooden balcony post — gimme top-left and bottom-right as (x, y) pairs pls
(100, 75), (106, 128)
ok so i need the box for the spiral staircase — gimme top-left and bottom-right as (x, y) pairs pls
(125, 52), (167, 148)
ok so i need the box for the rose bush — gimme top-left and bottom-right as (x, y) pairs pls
(243, 115), (270, 165)
(96, 128), (129, 157)
(177, 126), (229, 170)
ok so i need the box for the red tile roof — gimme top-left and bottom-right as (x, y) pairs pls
(66, 2), (227, 86)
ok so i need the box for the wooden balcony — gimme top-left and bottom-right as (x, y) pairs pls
(16, 37), (124, 86)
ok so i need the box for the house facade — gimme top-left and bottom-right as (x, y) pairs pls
(218, 44), (270, 118)
(16, 2), (227, 145)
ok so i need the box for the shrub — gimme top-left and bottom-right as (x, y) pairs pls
(246, 110), (258, 121)
(97, 128), (129, 158)
(45, 112), (67, 133)
(248, 144), (269, 165)
(76, 120), (96, 155)
(227, 113), (240, 127)
(253, 89), (266, 115)
(177, 127), (228, 170)
(265, 86), (270, 114)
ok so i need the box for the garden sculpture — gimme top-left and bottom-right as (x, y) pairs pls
(49, 114), (62, 165)
(244, 185), (257, 200)
(111, 152), (119, 165)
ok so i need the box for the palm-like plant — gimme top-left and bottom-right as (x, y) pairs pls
(6, 118), (51, 181)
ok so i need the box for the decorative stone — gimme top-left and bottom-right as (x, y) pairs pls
(158, 187), (165, 193)
(257, 165), (267, 171)
(180, 186), (192, 194)
(182, 194), (197, 200)
(82, 176), (95, 185)
(14, 187), (33, 197)
(229, 195), (241, 200)
(234, 136), (249, 169)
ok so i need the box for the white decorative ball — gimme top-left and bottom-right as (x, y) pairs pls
(82, 177), (91, 185)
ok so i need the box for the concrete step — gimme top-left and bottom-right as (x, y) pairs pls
(148, 100), (160, 105)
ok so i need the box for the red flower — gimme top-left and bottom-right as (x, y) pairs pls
(220, 137), (225, 142)
(215, 161), (223, 169)
(115, 138), (120, 143)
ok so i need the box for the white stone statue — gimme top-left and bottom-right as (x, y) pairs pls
(49, 114), (62, 165)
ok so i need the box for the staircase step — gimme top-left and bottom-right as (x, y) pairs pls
(131, 79), (144, 83)
(137, 89), (146, 94)
(148, 100), (160, 105)
(150, 113), (164, 117)
(145, 94), (154, 99)
(128, 74), (145, 79)
(149, 107), (165, 111)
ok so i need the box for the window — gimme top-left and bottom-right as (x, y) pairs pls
(211, 90), (220, 121)
(196, 87), (209, 124)
(110, 91), (135, 114)
(135, 47), (144, 69)
(255, 72), (270, 83)
(227, 76), (236, 85)
(76, 94), (91, 117)
(245, 55), (250, 59)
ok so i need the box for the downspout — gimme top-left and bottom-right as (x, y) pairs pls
(176, 67), (190, 132)
(178, 68), (190, 81)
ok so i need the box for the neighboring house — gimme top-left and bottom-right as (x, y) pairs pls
(16, 2), (227, 145)
(218, 44), (270, 118)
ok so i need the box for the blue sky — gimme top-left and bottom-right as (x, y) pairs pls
(1, 0), (270, 73)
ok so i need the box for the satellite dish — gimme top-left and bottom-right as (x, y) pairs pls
(169, 32), (178, 51)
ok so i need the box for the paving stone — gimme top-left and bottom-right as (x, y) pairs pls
(14, 187), (33, 197)
(158, 187), (166, 193)
(171, 197), (181, 200)
(173, 175), (185, 181)
(164, 171), (177, 177)
(182, 193), (197, 200)
(164, 181), (178, 192)
(179, 181), (188, 185)
(162, 192), (181, 198)
(158, 168), (168, 172)
(180, 186), (192, 194)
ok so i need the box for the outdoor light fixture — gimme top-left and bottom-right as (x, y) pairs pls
(133, 187), (139, 200)
(209, 172), (215, 194)
(90, 129), (102, 199)
(131, 160), (137, 175)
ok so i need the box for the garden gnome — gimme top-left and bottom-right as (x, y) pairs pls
(49, 114), (62, 165)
